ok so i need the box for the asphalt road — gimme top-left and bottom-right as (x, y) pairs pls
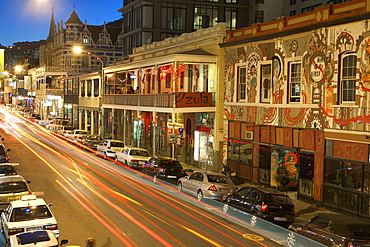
(0, 108), (286, 247)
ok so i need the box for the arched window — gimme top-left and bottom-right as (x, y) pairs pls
(339, 52), (357, 103)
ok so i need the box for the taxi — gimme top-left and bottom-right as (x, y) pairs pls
(7, 230), (67, 247)
(1, 195), (59, 239)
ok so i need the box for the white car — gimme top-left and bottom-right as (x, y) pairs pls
(96, 139), (125, 158)
(1, 195), (59, 239)
(115, 147), (151, 169)
(0, 175), (31, 208)
(68, 129), (89, 142)
(7, 230), (68, 247)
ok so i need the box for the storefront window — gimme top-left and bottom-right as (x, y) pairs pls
(325, 159), (363, 190)
(239, 142), (253, 164)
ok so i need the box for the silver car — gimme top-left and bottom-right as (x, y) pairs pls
(178, 171), (237, 201)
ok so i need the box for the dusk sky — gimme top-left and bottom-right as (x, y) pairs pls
(1, 0), (122, 46)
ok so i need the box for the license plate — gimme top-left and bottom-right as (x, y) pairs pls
(167, 175), (177, 178)
(26, 226), (43, 231)
(7, 196), (20, 201)
(274, 217), (287, 221)
(139, 161), (145, 165)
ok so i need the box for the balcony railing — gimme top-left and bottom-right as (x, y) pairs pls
(103, 92), (214, 108)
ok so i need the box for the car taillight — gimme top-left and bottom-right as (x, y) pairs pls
(44, 224), (58, 230)
(207, 185), (217, 191)
(5, 156), (9, 161)
(158, 167), (164, 172)
(107, 147), (111, 150)
(132, 160), (139, 163)
(291, 207), (295, 214)
(9, 228), (24, 235)
(347, 242), (354, 247)
(261, 203), (269, 211)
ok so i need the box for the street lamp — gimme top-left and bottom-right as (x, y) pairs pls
(73, 46), (105, 137)
(73, 46), (104, 96)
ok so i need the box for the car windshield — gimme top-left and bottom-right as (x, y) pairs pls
(131, 150), (149, 156)
(88, 136), (102, 141)
(265, 194), (293, 205)
(207, 175), (234, 184)
(161, 160), (182, 168)
(75, 131), (87, 135)
(10, 205), (53, 222)
(0, 166), (16, 176)
(0, 182), (28, 193)
(111, 142), (125, 147)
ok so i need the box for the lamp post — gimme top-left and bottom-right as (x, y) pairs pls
(73, 46), (105, 136)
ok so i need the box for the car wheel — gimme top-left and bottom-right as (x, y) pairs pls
(115, 156), (118, 162)
(178, 182), (183, 192)
(153, 173), (158, 183)
(222, 203), (229, 213)
(197, 190), (203, 201)
(104, 152), (108, 159)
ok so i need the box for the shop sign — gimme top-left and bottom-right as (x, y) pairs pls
(195, 126), (211, 133)
(175, 92), (212, 107)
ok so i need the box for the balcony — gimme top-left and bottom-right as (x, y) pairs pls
(103, 92), (214, 108)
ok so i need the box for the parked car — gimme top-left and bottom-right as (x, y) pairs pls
(0, 144), (11, 163)
(68, 129), (89, 142)
(288, 213), (370, 246)
(1, 195), (59, 239)
(115, 147), (151, 169)
(0, 163), (18, 176)
(221, 186), (295, 228)
(142, 156), (186, 182)
(57, 126), (76, 137)
(7, 230), (69, 247)
(78, 135), (103, 150)
(46, 124), (64, 133)
(25, 113), (41, 123)
(96, 139), (125, 158)
(0, 175), (32, 208)
(178, 171), (237, 201)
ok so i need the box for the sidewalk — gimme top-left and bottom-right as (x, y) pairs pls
(180, 162), (336, 224)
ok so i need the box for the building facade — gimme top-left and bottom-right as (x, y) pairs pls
(92, 23), (226, 170)
(31, 10), (123, 124)
(221, 0), (370, 217)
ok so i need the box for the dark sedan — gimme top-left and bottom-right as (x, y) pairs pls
(288, 213), (370, 246)
(222, 186), (295, 227)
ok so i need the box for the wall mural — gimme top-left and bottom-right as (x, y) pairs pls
(223, 23), (370, 130)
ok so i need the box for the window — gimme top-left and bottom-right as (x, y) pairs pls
(290, 10), (296, 16)
(161, 3), (186, 30)
(255, 11), (264, 23)
(290, 0), (296, 4)
(302, 4), (322, 13)
(255, 0), (264, 3)
(238, 66), (247, 101)
(340, 52), (356, 103)
(225, 8), (237, 30)
(165, 73), (171, 88)
(194, 5), (219, 29)
(225, 0), (237, 3)
(260, 64), (272, 103)
(289, 62), (301, 103)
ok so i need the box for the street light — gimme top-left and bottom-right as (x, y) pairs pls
(73, 46), (105, 137)
(73, 46), (104, 96)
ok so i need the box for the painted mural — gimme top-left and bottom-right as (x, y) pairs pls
(224, 20), (370, 131)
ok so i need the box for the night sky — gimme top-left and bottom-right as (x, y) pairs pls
(1, 0), (122, 46)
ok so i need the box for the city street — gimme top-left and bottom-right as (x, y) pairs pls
(0, 109), (286, 246)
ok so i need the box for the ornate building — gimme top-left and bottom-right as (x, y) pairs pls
(221, 0), (370, 218)
(29, 9), (123, 124)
